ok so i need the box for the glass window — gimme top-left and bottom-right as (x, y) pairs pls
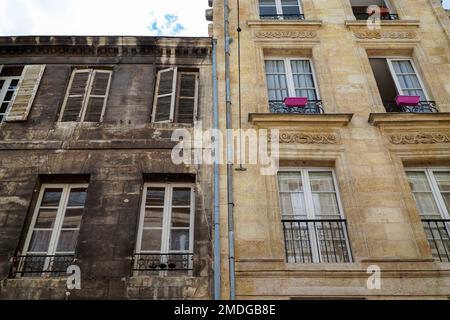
(20, 184), (87, 277)
(278, 169), (351, 263)
(406, 169), (450, 262)
(0, 67), (23, 123)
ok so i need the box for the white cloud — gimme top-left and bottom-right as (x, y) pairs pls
(0, 0), (209, 36)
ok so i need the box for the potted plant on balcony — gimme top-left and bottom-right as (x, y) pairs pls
(395, 95), (421, 106)
(283, 97), (308, 107)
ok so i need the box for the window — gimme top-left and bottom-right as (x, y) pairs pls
(350, 0), (398, 20)
(406, 169), (450, 262)
(259, 0), (304, 19)
(264, 58), (322, 113)
(277, 169), (352, 263)
(0, 67), (23, 123)
(60, 69), (112, 122)
(152, 67), (198, 124)
(16, 184), (87, 277)
(134, 183), (195, 274)
(369, 58), (434, 112)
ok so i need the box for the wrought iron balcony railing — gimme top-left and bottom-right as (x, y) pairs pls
(260, 14), (305, 20)
(11, 254), (75, 278)
(282, 219), (352, 263)
(269, 100), (324, 114)
(384, 101), (438, 113)
(354, 12), (399, 20)
(132, 253), (193, 275)
(421, 219), (450, 262)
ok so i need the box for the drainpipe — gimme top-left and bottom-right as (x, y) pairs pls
(224, 0), (236, 300)
(212, 38), (221, 300)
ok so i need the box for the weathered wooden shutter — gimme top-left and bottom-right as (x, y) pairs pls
(5, 65), (45, 121)
(176, 72), (198, 124)
(60, 69), (91, 122)
(83, 70), (112, 122)
(152, 67), (177, 123)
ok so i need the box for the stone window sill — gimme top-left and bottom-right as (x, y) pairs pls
(248, 113), (353, 128)
(368, 112), (450, 126)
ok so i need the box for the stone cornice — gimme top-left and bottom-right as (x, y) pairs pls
(247, 20), (322, 27)
(0, 36), (212, 58)
(368, 112), (450, 126)
(248, 113), (353, 128)
(345, 20), (420, 28)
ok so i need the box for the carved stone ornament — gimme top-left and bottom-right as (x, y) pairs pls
(354, 31), (416, 39)
(388, 132), (450, 145)
(274, 132), (339, 144)
(255, 31), (317, 39)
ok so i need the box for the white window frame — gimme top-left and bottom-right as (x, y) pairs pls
(259, 0), (303, 17)
(152, 68), (199, 124)
(277, 168), (352, 263)
(22, 183), (88, 275)
(59, 68), (112, 122)
(0, 74), (22, 123)
(176, 71), (199, 123)
(264, 57), (320, 100)
(406, 168), (450, 220)
(386, 58), (430, 100)
(136, 182), (195, 256)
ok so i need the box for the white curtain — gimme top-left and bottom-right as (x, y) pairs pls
(392, 61), (426, 100)
(265, 60), (289, 100)
(290, 60), (318, 101)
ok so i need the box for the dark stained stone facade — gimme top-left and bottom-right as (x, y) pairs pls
(0, 36), (213, 299)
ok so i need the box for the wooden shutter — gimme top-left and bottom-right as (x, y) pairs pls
(82, 70), (112, 122)
(152, 67), (177, 123)
(60, 69), (91, 122)
(5, 64), (45, 122)
(176, 72), (198, 124)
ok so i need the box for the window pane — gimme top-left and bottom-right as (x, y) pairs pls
(170, 229), (190, 251)
(407, 172), (431, 191)
(62, 208), (84, 228)
(56, 230), (79, 252)
(441, 193), (450, 213)
(171, 208), (191, 228)
(0, 102), (9, 113)
(282, 5), (300, 15)
(280, 192), (306, 217)
(4, 90), (14, 101)
(41, 189), (63, 207)
(158, 70), (174, 95)
(35, 209), (58, 228)
(412, 193), (441, 218)
(0, 66), (23, 77)
(154, 96), (172, 122)
(0, 79), (4, 89)
(278, 172), (302, 192)
(309, 172), (335, 192)
(90, 72), (110, 96)
(434, 172), (450, 192)
(62, 96), (83, 121)
(313, 193), (340, 218)
(177, 98), (194, 124)
(260, 6), (278, 15)
(146, 188), (165, 206)
(172, 188), (191, 206)
(179, 74), (196, 97)
(68, 188), (87, 207)
(28, 230), (52, 252)
(84, 97), (105, 122)
(69, 71), (90, 96)
(144, 208), (164, 228)
(141, 229), (162, 251)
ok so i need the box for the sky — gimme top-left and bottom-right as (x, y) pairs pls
(0, 0), (209, 37)
(444, 0), (450, 9)
(0, 0), (449, 37)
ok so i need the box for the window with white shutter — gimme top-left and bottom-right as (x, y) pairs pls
(0, 65), (45, 123)
(152, 68), (198, 124)
(60, 68), (112, 122)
